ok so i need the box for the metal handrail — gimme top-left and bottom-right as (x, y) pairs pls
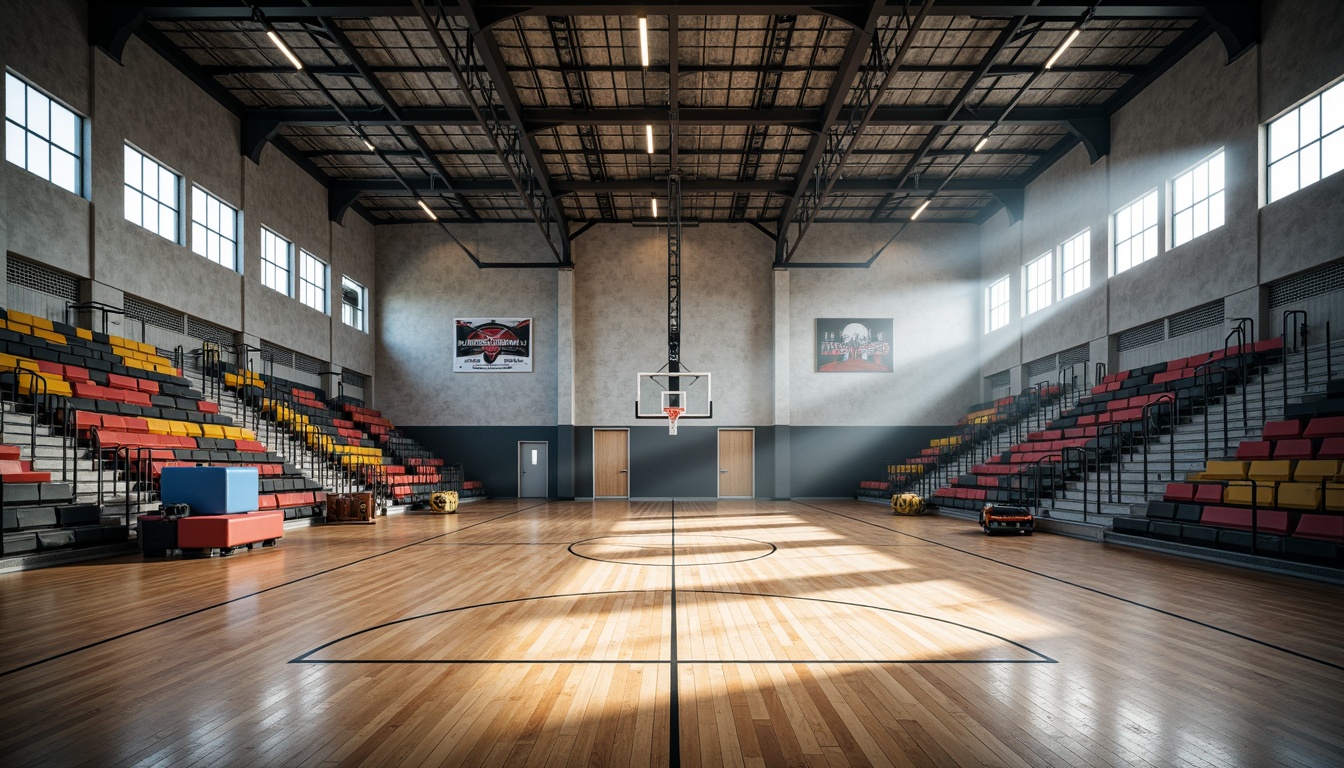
(1141, 392), (1178, 498)
(2, 367), (48, 458)
(1282, 310), (1309, 414)
(1095, 423), (1123, 507)
(1059, 446), (1088, 521)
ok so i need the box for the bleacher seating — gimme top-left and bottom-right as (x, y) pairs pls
(931, 340), (1286, 513)
(1111, 414), (1344, 565)
(1, 443), (124, 555)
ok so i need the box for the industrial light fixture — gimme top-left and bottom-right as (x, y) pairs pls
(646, 124), (655, 154)
(911, 199), (931, 220)
(639, 17), (650, 67)
(265, 28), (304, 71)
(417, 199), (437, 220)
(1044, 28), (1081, 70)
(651, 196), (659, 217)
(362, 138), (376, 152)
(974, 137), (989, 152)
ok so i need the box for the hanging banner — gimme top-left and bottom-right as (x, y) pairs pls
(454, 318), (533, 372)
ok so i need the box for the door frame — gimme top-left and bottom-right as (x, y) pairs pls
(517, 440), (549, 498)
(591, 427), (631, 499)
(717, 428), (755, 499)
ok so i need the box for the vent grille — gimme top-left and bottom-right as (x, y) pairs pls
(294, 353), (322, 375)
(186, 317), (234, 348)
(1025, 355), (1057, 378)
(1116, 320), (1165, 352)
(1268, 260), (1344, 308)
(124, 296), (186, 333)
(1168, 300), (1224, 338)
(1058, 343), (1090, 366)
(260, 342), (295, 369)
(342, 370), (367, 388)
(986, 370), (1010, 389)
(7, 259), (78, 301)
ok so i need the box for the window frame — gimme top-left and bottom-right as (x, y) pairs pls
(1023, 251), (1053, 316)
(190, 185), (241, 272)
(1266, 78), (1344, 204)
(1056, 229), (1091, 301)
(985, 275), (1010, 334)
(341, 276), (368, 333)
(298, 249), (329, 314)
(123, 143), (183, 244)
(1169, 149), (1226, 250)
(260, 227), (294, 297)
(6, 71), (85, 196)
(1111, 189), (1161, 276)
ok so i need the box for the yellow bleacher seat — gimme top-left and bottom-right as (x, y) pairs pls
(202, 424), (227, 439)
(1201, 461), (1249, 481)
(143, 418), (170, 435)
(10, 323), (32, 336)
(1326, 484), (1344, 512)
(1277, 483), (1322, 510)
(1223, 482), (1275, 508)
(75, 328), (93, 341)
(1294, 460), (1342, 483)
(1247, 461), (1292, 483)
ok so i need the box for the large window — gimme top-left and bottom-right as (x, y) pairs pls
(985, 276), (1009, 333)
(260, 228), (293, 296)
(1024, 252), (1053, 315)
(124, 145), (180, 242)
(6, 72), (83, 195)
(298, 250), (328, 313)
(341, 277), (367, 332)
(191, 186), (239, 271)
(1267, 80), (1344, 203)
(1058, 230), (1090, 300)
(1170, 150), (1225, 249)
(1113, 190), (1160, 274)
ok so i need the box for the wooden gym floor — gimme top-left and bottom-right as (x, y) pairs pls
(1, 499), (1342, 767)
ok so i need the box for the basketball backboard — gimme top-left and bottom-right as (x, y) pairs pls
(636, 371), (712, 420)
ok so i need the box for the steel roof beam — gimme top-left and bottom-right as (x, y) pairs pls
(118, 2), (1244, 22)
(334, 177), (1021, 194)
(199, 62), (1147, 77)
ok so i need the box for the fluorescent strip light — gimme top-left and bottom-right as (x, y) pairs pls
(911, 200), (931, 220)
(639, 17), (649, 67)
(363, 139), (376, 152)
(1044, 28), (1081, 70)
(974, 137), (989, 152)
(417, 200), (437, 220)
(646, 124), (655, 154)
(266, 29), (304, 71)
(652, 197), (659, 217)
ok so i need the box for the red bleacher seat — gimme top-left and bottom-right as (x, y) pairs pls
(1304, 417), (1344, 439)
(1193, 484), (1224, 504)
(1200, 506), (1291, 535)
(1262, 420), (1302, 440)
(0, 459), (51, 484)
(1293, 514), (1344, 543)
(1273, 439), (1314, 460)
(1235, 441), (1273, 460)
(1164, 483), (1196, 502)
(1319, 439), (1344, 460)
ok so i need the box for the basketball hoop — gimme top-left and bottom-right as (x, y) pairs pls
(663, 406), (685, 435)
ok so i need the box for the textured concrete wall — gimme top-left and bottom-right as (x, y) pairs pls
(574, 223), (775, 427)
(0, 1), (375, 378)
(374, 223), (560, 427)
(789, 223), (982, 426)
(978, 0), (1344, 382)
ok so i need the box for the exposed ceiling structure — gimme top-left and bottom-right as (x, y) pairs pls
(91, 2), (1259, 264)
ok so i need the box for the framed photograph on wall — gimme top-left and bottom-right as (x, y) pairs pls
(815, 318), (893, 372)
(454, 318), (533, 372)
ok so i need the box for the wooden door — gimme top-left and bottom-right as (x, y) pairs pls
(718, 429), (754, 498)
(593, 429), (629, 498)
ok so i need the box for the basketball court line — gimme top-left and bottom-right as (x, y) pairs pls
(796, 500), (1344, 673)
(0, 501), (550, 679)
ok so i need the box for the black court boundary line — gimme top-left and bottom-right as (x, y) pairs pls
(796, 500), (1344, 674)
(290, 588), (1054, 665)
(568, 533), (777, 567)
(0, 502), (548, 680)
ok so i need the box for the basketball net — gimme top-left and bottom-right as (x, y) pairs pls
(663, 406), (685, 435)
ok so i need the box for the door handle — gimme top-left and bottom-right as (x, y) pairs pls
(619, 469), (628, 473)
(719, 469), (728, 473)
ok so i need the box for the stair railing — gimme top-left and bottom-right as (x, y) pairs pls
(1282, 310), (1308, 415)
(1, 367), (45, 457)
(1141, 392), (1178, 498)
(1059, 446), (1088, 521)
(1095, 423), (1122, 508)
